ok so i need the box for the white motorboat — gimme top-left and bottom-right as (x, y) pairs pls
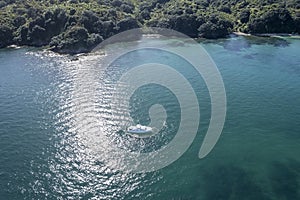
(127, 124), (153, 134)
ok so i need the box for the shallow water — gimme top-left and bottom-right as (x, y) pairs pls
(0, 36), (299, 199)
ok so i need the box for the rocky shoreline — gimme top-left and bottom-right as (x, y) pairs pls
(1, 0), (300, 55)
(4, 31), (299, 56)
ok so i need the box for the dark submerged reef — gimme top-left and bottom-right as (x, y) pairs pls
(198, 160), (300, 200)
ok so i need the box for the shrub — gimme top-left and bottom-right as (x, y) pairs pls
(198, 15), (233, 39)
(0, 25), (13, 47)
(240, 9), (250, 23)
(116, 17), (139, 32)
(0, 1), (7, 8)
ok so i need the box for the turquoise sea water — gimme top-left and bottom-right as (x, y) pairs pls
(0, 36), (299, 199)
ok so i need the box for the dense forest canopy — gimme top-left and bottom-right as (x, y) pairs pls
(0, 0), (300, 53)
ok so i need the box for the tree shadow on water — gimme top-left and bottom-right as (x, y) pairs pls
(201, 36), (290, 52)
(201, 165), (271, 200)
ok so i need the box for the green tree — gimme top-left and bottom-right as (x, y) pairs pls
(0, 25), (13, 48)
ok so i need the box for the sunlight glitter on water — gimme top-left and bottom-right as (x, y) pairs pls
(27, 51), (159, 199)
(2, 36), (299, 199)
